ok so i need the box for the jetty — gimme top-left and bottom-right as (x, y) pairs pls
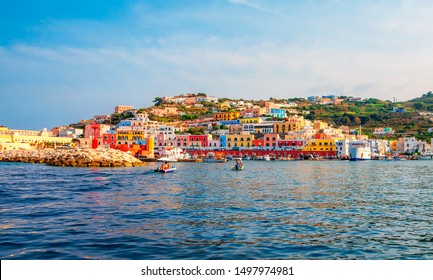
(0, 148), (146, 167)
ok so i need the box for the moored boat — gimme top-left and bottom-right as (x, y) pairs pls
(202, 152), (227, 163)
(156, 157), (178, 162)
(349, 140), (371, 160)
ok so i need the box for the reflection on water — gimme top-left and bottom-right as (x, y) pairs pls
(0, 161), (432, 259)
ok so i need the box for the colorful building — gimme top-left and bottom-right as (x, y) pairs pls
(277, 139), (304, 149)
(270, 108), (287, 118)
(102, 131), (116, 146)
(115, 129), (146, 145)
(114, 105), (134, 114)
(226, 133), (254, 148)
(240, 117), (262, 124)
(213, 112), (241, 121)
(188, 135), (210, 147)
(175, 134), (190, 147)
(264, 133), (280, 147)
(302, 137), (336, 154)
(150, 107), (179, 116)
(84, 124), (111, 139)
(273, 120), (302, 133)
(252, 139), (265, 148)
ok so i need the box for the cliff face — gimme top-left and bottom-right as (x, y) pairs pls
(0, 148), (146, 167)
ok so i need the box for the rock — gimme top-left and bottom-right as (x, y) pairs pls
(0, 148), (146, 168)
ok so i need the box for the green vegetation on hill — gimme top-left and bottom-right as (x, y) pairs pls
(302, 92), (433, 141)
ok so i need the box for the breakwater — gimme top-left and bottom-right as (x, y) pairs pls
(0, 148), (146, 167)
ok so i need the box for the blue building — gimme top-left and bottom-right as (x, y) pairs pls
(270, 108), (287, 118)
(219, 135), (227, 147)
(219, 120), (241, 126)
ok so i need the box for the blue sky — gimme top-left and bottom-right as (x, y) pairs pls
(1, 0), (433, 130)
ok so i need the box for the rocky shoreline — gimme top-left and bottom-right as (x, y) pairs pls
(0, 148), (146, 167)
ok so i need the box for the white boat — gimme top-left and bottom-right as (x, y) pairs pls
(419, 153), (433, 160)
(349, 140), (371, 160)
(155, 166), (176, 173)
(232, 157), (244, 170)
(156, 157), (178, 162)
(264, 155), (270, 161)
(202, 152), (227, 163)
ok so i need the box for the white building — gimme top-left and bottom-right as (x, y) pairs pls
(335, 139), (350, 158)
(397, 137), (421, 154)
(208, 139), (221, 148)
(59, 128), (84, 138)
(369, 139), (390, 156)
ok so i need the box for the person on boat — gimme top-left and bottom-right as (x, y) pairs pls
(160, 161), (171, 171)
(235, 159), (243, 169)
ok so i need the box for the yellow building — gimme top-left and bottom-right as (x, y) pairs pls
(240, 117), (262, 124)
(389, 141), (398, 151)
(213, 111), (241, 121)
(218, 103), (230, 111)
(226, 133), (254, 148)
(116, 130), (146, 143)
(302, 139), (336, 153)
(313, 120), (328, 132)
(0, 134), (12, 143)
(273, 120), (303, 133)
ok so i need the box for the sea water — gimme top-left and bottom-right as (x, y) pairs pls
(1, 160), (432, 259)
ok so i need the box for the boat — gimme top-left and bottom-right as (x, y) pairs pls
(264, 155), (270, 161)
(232, 157), (244, 170)
(202, 152), (227, 163)
(156, 157), (178, 162)
(419, 153), (433, 160)
(155, 166), (177, 173)
(349, 127), (371, 161)
(349, 140), (371, 160)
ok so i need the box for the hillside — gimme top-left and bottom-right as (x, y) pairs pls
(303, 93), (433, 140)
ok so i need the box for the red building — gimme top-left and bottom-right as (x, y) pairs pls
(85, 123), (110, 139)
(277, 140), (304, 149)
(188, 135), (210, 147)
(252, 139), (265, 147)
(103, 133), (116, 146)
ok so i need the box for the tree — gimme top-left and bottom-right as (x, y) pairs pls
(413, 102), (425, 110)
(353, 117), (361, 126)
(153, 97), (163, 106)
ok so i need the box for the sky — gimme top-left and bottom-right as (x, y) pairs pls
(1, 0), (433, 130)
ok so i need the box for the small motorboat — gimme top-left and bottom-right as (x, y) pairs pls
(155, 166), (177, 173)
(232, 157), (244, 171)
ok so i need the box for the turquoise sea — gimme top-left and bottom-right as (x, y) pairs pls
(1, 160), (432, 259)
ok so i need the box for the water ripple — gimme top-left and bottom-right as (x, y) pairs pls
(1, 161), (432, 259)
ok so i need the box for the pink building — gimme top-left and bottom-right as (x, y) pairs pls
(114, 105), (134, 114)
(85, 124), (111, 139)
(241, 108), (263, 118)
(156, 133), (176, 147)
(264, 133), (280, 147)
(94, 115), (110, 123)
(150, 107), (179, 116)
(176, 134), (190, 147)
